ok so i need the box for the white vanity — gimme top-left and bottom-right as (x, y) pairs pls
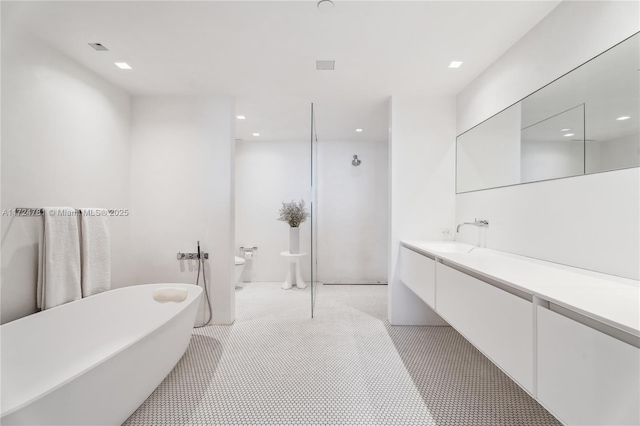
(399, 241), (640, 426)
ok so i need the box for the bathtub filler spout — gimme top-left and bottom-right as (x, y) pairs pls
(456, 219), (489, 233)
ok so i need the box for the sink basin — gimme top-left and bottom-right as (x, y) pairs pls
(411, 241), (478, 254)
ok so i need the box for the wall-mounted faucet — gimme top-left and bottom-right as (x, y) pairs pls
(456, 218), (489, 233)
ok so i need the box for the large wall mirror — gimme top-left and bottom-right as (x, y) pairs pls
(457, 32), (639, 193)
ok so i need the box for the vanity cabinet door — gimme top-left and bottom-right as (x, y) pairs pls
(436, 263), (534, 394)
(537, 306), (640, 426)
(399, 247), (436, 308)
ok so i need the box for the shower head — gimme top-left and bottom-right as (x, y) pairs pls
(352, 155), (361, 166)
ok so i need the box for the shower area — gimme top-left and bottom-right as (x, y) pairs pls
(235, 102), (389, 318)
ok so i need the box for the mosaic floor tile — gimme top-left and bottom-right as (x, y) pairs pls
(124, 283), (559, 426)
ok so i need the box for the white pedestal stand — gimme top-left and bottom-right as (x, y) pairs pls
(280, 251), (308, 290)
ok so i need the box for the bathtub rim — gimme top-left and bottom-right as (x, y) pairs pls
(1, 283), (203, 418)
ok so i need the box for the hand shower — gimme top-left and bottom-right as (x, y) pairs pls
(194, 241), (211, 328)
(176, 242), (211, 327)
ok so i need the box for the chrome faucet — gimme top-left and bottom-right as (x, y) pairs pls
(456, 218), (489, 233)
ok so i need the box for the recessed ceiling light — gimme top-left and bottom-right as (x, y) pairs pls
(356, 128), (363, 132)
(617, 116), (631, 121)
(317, 0), (334, 8)
(564, 133), (575, 137)
(252, 133), (260, 137)
(560, 128), (571, 132)
(236, 115), (246, 120)
(115, 62), (132, 70)
(448, 61), (463, 69)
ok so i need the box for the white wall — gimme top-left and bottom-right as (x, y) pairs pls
(235, 140), (311, 282)
(457, 168), (639, 279)
(1, 27), (131, 324)
(455, 0), (640, 280)
(389, 96), (456, 325)
(235, 139), (388, 284)
(130, 96), (235, 325)
(317, 140), (388, 284)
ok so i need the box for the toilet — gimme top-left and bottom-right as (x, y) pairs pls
(234, 256), (246, 283)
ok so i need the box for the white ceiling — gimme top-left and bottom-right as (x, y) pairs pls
(3, 0), (560, 141)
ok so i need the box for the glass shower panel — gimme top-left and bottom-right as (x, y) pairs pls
(310, 103), (318, 318)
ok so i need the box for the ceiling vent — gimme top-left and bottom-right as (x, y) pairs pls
(316, 60), (335, 71)
(89, 43), (109, 51)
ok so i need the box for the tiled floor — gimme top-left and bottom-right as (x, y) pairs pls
(125, 283), (560, 425)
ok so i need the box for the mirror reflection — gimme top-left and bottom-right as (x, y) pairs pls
(457, 103), (522, 193)
(456, 32), (639, 193)
(584, 33), (639, 174)
(521, 104), (584, 184)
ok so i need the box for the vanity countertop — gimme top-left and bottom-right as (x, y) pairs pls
(401, 240), (640, 338)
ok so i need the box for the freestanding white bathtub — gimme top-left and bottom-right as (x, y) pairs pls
(1, 283), (202, 425)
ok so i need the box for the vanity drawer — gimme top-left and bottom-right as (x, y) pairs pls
(436, 263), (534, 393)
(537, 306), (640, 426)
(399, 247), (436, 308)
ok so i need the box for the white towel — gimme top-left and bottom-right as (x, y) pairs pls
(37, 207), (82, 310)
(80, 208), (111, 297)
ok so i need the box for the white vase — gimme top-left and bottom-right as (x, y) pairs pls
(289, 227), (300, 254)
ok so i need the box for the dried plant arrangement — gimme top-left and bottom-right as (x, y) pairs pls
(277, 199), (309, 228)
